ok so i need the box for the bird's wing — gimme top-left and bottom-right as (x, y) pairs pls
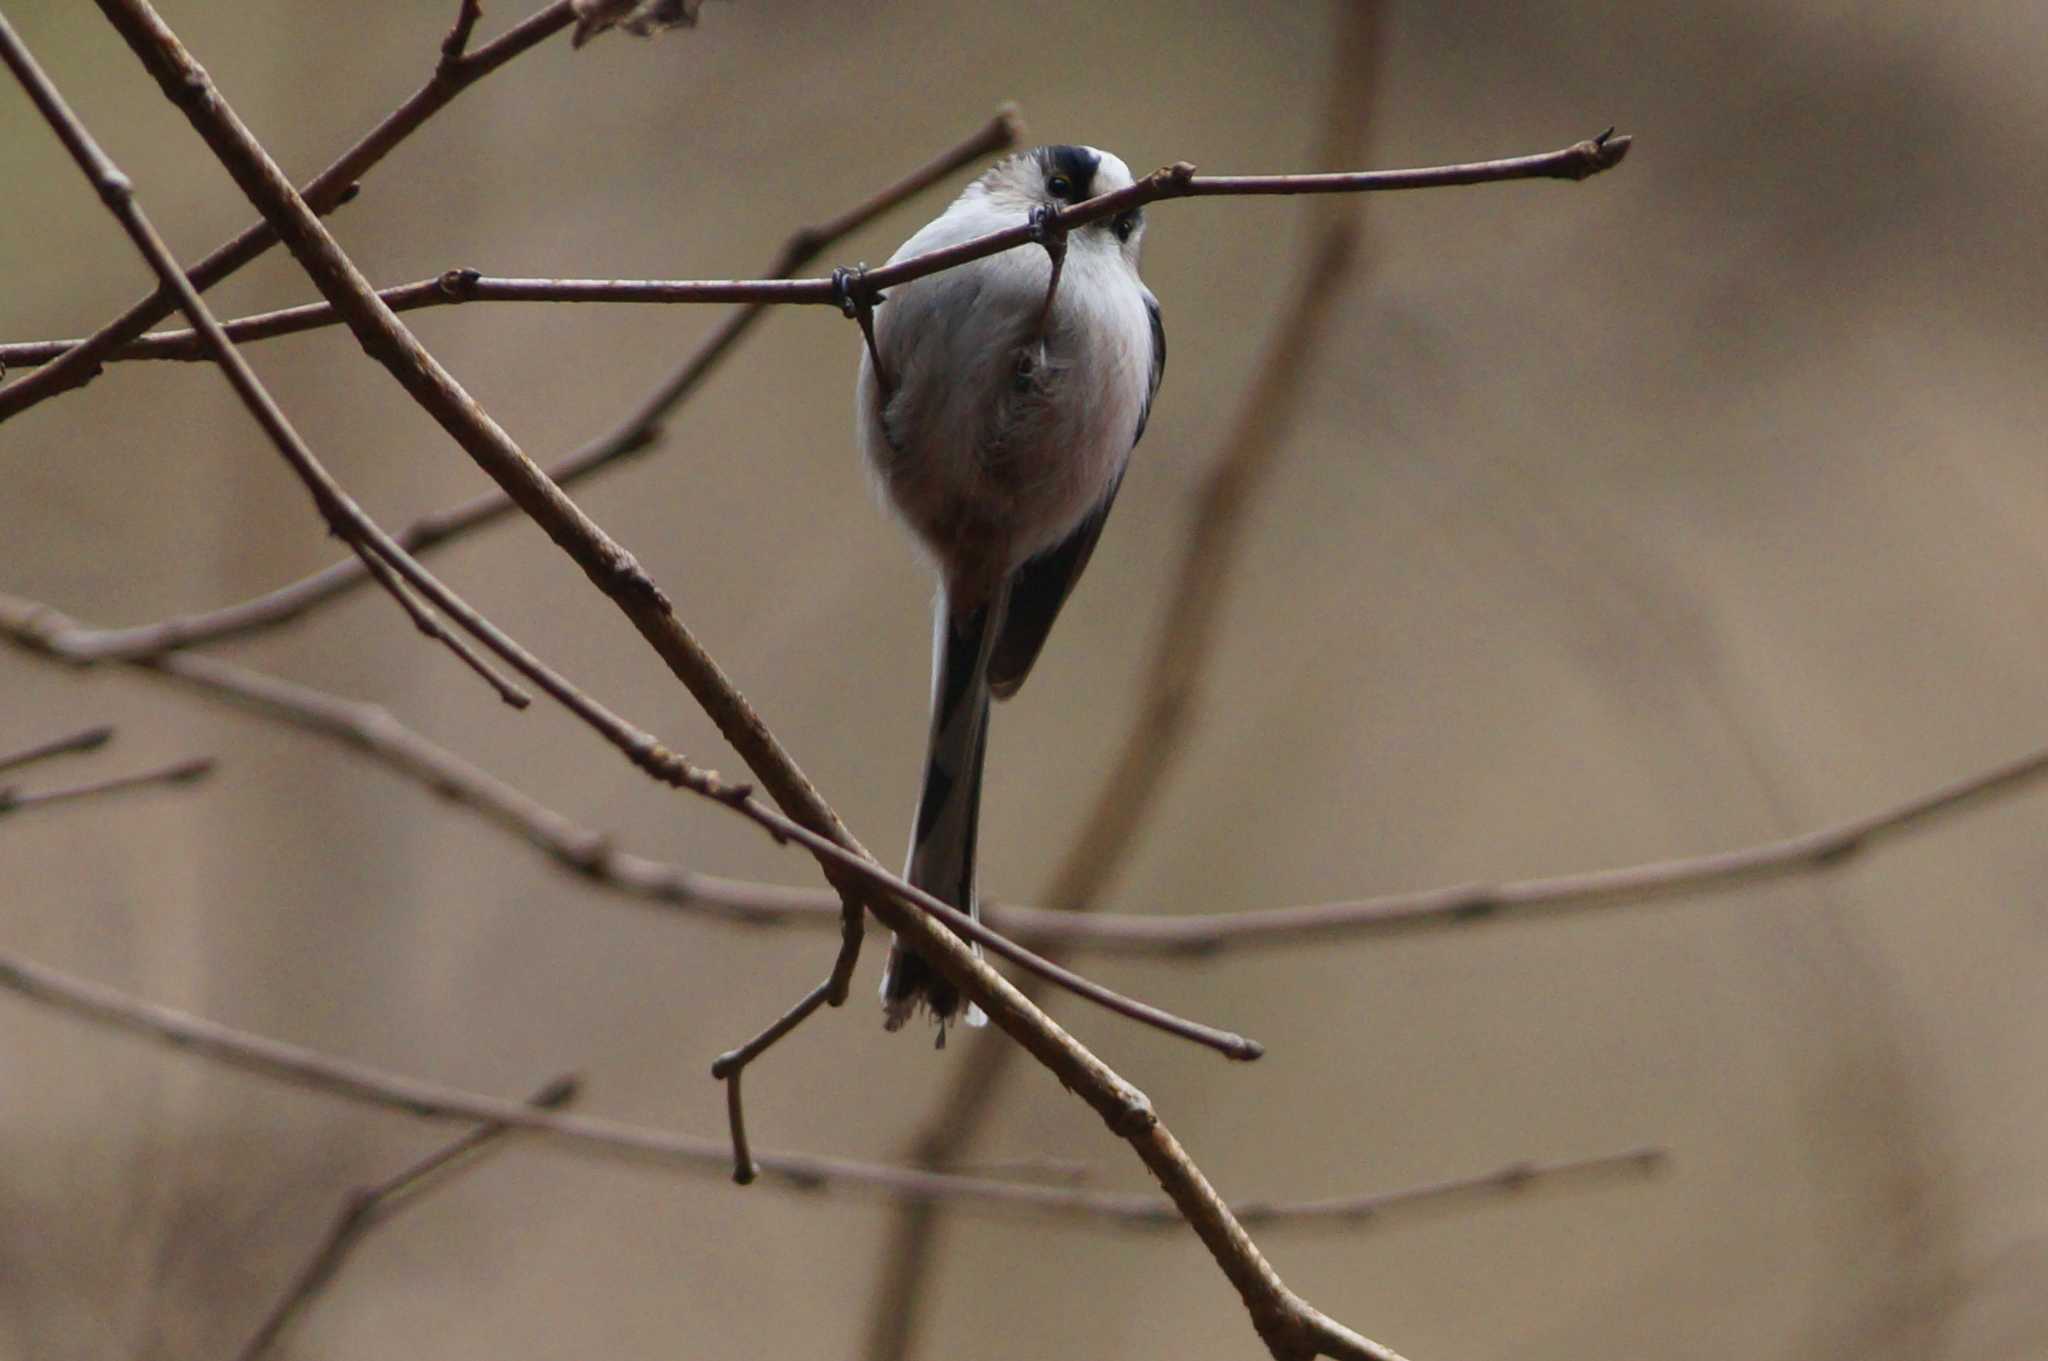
(987, 292), (1164, 699)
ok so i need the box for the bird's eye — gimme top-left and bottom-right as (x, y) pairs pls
(1047, 174), (1073, 197)
(1113, 211), (1138, 243)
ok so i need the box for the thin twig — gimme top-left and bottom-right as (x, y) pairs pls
(0, 756), (212, 817)
(0, 0), (579, 420)
(0, 134), (1628, 371)
(5, 111), (1020, 666)
(234, 1072), (581, 1361)
(0, 122), (1618, 366)
(709, 979), (832, 1184)
(438, 0), (485, 65)
(354, 544), (532, 708)
(0, 10), (550, 713)
(0, 945), (1653, 1240)
(0, 724), (113, 775)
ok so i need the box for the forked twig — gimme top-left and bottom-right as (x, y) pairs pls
(710, 979), (832, 1184)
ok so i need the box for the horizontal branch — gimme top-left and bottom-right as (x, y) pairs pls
(7, 593), (2040, 959)
(0, 945), (1657, 1228)
(0, 132), (1630, 367)
(2, 111), (1020, 665)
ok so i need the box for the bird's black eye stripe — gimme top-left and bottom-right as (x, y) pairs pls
(1037, 144), (1100, 202)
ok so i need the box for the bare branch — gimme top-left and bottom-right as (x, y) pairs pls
(0, 8), (555, 712)
(0, 756), (212, 818)
(3, 111), (1019, 666)
(353, 545), (532, 708)
(0, 724), (113, 775)
(0, 0), (579, 420)
(235, 1072), (582, 1361)
(10, 593), (2040, 970)
(0, 592), (1252, 1057)
(0, 130), (1628, 368)
(3, 106), (1023, 374)
(438, 0), (485, 66)
(0, 595), (818, 926)
(0, 945), (1651, 1241)
(710, 979), (832, 1184)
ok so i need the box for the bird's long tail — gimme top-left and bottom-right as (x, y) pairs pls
(880, 587), (1004, 1038)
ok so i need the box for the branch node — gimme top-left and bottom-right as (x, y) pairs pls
(437, 267), (481, 299)
(95, 170), (135, 208)
(1567, 128), (1632, 179)
(1109, 1092), (1157, 1137)
(833, 263), (892, 398)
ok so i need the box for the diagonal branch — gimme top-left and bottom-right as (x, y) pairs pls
(0, 9), (557, 713)
(0, 0), (579, 421)
(0, 724), (113, 775)
(235, 1071), (582, 1361)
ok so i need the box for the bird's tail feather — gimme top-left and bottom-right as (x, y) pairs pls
(881, 588), (1002, 1038)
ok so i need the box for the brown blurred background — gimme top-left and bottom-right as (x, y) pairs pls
(6, 1), (2048, 1358)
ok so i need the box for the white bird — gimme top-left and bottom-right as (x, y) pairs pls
(856, 144), (1166, 1038)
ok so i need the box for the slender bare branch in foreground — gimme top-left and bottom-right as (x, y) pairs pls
(5, 111), (1018, 666)
(0, 0), (579, 420)
(0, 133), (1628, 367)
(0, 724), (112, 775)
(235, 1071), (581, 1361)
(0, 14), (554, 711)
(0, 945), (1657, 1238)
(0, 756), (212, 818)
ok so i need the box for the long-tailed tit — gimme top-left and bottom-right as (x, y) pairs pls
(855, 145), (1165, 1039)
